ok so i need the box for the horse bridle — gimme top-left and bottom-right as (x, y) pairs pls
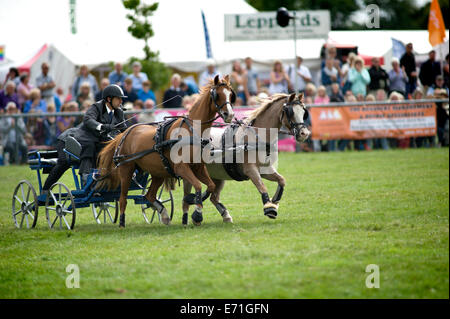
(210, 83), (236, 121)
(280, 99), (309, 138)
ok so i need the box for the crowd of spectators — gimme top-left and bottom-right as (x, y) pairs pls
(0, 42), (449, 164)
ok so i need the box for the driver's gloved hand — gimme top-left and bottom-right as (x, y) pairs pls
(101, 124), (115, 133)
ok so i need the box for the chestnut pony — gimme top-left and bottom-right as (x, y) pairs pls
(96, 75), (235, 227)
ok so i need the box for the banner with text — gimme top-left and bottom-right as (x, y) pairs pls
(310, 102), (437, 140)
(224, 11), (330, 41)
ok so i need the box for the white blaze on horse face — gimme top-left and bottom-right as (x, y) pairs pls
(222, 88), (234, 123)
(293, 103), (311, 142)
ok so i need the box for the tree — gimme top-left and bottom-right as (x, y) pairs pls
(122, 0), (170, 90)
(246, 0), (450, 30)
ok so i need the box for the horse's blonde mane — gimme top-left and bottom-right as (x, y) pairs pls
(246, 94), (288, 123)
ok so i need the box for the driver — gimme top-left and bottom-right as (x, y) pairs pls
(42, 84), (129, 192)
(76, 84), (128, 185)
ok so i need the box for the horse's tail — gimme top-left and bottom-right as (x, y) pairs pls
(164, 177), (176, 191)
(96, 132), (124, 190)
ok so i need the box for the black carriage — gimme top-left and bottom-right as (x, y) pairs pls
(11, 137), (174, 230)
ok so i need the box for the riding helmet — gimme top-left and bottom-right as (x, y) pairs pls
(102, 84), (128, 100)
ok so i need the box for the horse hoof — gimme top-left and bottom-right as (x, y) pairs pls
(160, 208), (171, 225)
(263, 202), (278, 219)
(222, 212), (233, 223)
(264, 208), (277, 219)
(192, 210), (203, 226)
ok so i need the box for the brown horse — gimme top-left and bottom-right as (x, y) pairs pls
(183, 93), (311, 223)
(96, 75), (236, 227)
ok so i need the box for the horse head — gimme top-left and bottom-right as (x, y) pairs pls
(281, 93), (311, 142)
(209, 74), (235, 123)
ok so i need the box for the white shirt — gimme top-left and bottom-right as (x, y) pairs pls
(289, 64), (311, 91)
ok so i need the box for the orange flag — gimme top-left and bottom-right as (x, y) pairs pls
(428, 0), (446, 47)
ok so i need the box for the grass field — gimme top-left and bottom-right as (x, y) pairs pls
(0, 148), (448, 299)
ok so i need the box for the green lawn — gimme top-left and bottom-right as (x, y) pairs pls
(0, 148), (448, 298)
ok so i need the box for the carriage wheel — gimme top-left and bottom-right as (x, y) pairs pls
(12, 180), (38, 229)
(91, 201), (118, 224)
(45, 182), (76, 230)
(141, 183), (174, 224)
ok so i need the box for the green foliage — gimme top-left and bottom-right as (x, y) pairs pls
(247, 0), (361, 29)
(0, 149), (448, 298)
(124, 57), (171, 91)
(246, 0), (450, 30)
(121, 0), (170, 91)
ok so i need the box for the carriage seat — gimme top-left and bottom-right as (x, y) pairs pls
(64, 136), (82, 163)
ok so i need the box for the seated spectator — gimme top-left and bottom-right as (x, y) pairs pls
(17, 73), (34, 109)
(0, 81), (20, 112)
(268, 60), (290, 95)
(24, 132), (35, 151)
(129, 61), (148, 91)
(44, 104), (59, 147)
(388, 58), (408, 97)
(57, 102), (78, 134)
(247, 95), (260, 107)
(389, 91), (404, 101)
(137, 80), (156, 103)
(71, 65), (99, 99)
(55, 87), (66, 107)
(182, 95), (195, 111)
(76, 82), (93, 109)
(181, 76), (200, 95)
(304, 83), (317, 102)
(24, 88), (47, 114)
(74, 100), (92, 126)
(412, 88), (424, 100)
(95, 78), (110, 102)
(349, 57), (371, 97)
(427, 75), (448, 97)
(356, 94), (365, 102)
(368, 57), (389, 96)
(108, 62), (128, 87)
(2, 67), (20, 89)
(122, 77), (138, 104)
(329, 83), (344, 102)
(375, 89), (387, 101)
(314, 85), (330, 104)
(26, 109), (45, 146)
(138, 99), (156, 123)
(0, 102), (28, 164)
(345, 92), (357, 102)
(365, 94), (376, 102)
(163, 73), (186, 108)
